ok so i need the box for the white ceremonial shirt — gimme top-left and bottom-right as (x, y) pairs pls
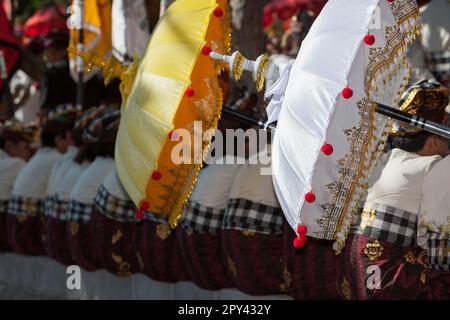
(12, 147), (62, 199)
(364, 148), (441, 214)
(47, 146), (78, 196)
(70, 157), (115, 205)
(57, 160), (90, 201)
(421, 155), (450, 231)
(190, 155), (245, 209)
(0, 150), (26, 200)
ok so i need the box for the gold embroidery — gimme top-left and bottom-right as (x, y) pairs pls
(242, 230), (255, 237)
(280, 267), (292, 293)
(360, 209), (376, 231)
(156, 224), (171, 240)
(112, 252), (132, 277)
(404, 251), (416, 264)
(364, 240), (384, 261)
(111, 229), (124, 245)
(70, 221), (79, 236)
(16, 215), (29, 223)
(186, 229), (194, 237)
(227, 257), (237, 277)
(342, 277), (351, 300)
(420, 269), (427, 285)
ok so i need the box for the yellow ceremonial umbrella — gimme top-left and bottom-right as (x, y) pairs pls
(70, 0), (231, 227)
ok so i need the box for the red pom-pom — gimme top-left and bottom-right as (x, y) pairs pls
(169, 130), (179, 141)
(297, 224), (308, 236)
(305, 192), (316, 203)
(364, 34), (376, 45)
(151, 170), (162, 181)
(185, 87), (195, 97)
(135, 209), (144, 220)
(322, 143), (334, 156)
(342, 87), (353, 99)
(387, 0), (395, 3)
(214, 7), (224, 17)
(139, 200), (150, 211)
(293, 237), (306, 249)
(202, 46), (212, 56)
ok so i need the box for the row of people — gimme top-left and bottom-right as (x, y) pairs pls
(1, 80), (450, 300)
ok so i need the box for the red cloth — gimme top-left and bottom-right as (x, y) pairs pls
(0, 212), (10, 252)
(66, 219), (99, 271)
(22, 4), (68, 38)
(0, 4), (20, 95)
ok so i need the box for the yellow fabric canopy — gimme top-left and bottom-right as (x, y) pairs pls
(115, 0), (230, 227)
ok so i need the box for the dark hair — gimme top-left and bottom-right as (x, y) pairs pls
(74, 143), (96, 164)
(95, 141), (115, 159)
(0, 132), (26, 149)
(40, 119), (72, 148)
(388, 131), (431, 153)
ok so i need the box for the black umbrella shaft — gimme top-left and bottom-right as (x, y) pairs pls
(76, 0), (84, 110)
(376, 103), (450, 139)
(222, 107), (276, 130)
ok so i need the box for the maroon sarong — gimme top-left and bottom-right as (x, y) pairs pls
(66, 220), (98, 271)
(282, 224), (341, 300)
(0, 204), (10, 252)
(336, 234), (428, 300)
(221, 198), (286, 296)
(91, 209), (139, 276)
(6, 214), (45, 256)
(221, 229), (285, 296)
(43, 216), (75, 266)
(133, 218), (189, 283)
(176, 228), (233, 290)
(176, 201), (232, 290)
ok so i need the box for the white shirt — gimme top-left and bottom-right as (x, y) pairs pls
(70, 157), (115, 205)
(47, 146), (78, 196)
(56, 160), (90, 201)
(12, 147), (62, 199)
(229, 151), (280, 208)
(102, 167), (130, 201)
(190, 156), (244, 209)
(365, 148), (441, 214)
(421, 155), (450, 231)
(0, 150), (26, 200)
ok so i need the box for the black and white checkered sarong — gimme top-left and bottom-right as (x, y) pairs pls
(352, 203), (417, 247)
(180, 200), (225, 234)
(0, 200), (8, 213)
(7, 196), (44, 217)
(427, 51), (450, 85)
(94, 185), (137, 222)
(422, 230), (450, 272)
(222, 198), (284, 235)
(45, 195), (70, 220)
(67, 200), (93, 223)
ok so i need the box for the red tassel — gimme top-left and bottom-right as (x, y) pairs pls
(364, 34), (376, 45)
(305, 192), (316, 203)
(322, 143), (334, 156)
(342, 87), (353, 99)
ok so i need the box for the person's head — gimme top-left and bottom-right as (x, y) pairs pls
(390, 80), (450, 157)
(0, 122), (34, 161)
(41, 119), (73, 153)
(82, 106), (120, 159)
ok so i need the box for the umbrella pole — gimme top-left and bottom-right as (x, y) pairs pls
(376, 103), (450, 139)
(224, 104), (450, 138)
(76, 0), (85, 110)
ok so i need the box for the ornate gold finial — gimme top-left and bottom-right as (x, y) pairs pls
(68, 46), (140, 103)
(67, 46), (129, 86)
